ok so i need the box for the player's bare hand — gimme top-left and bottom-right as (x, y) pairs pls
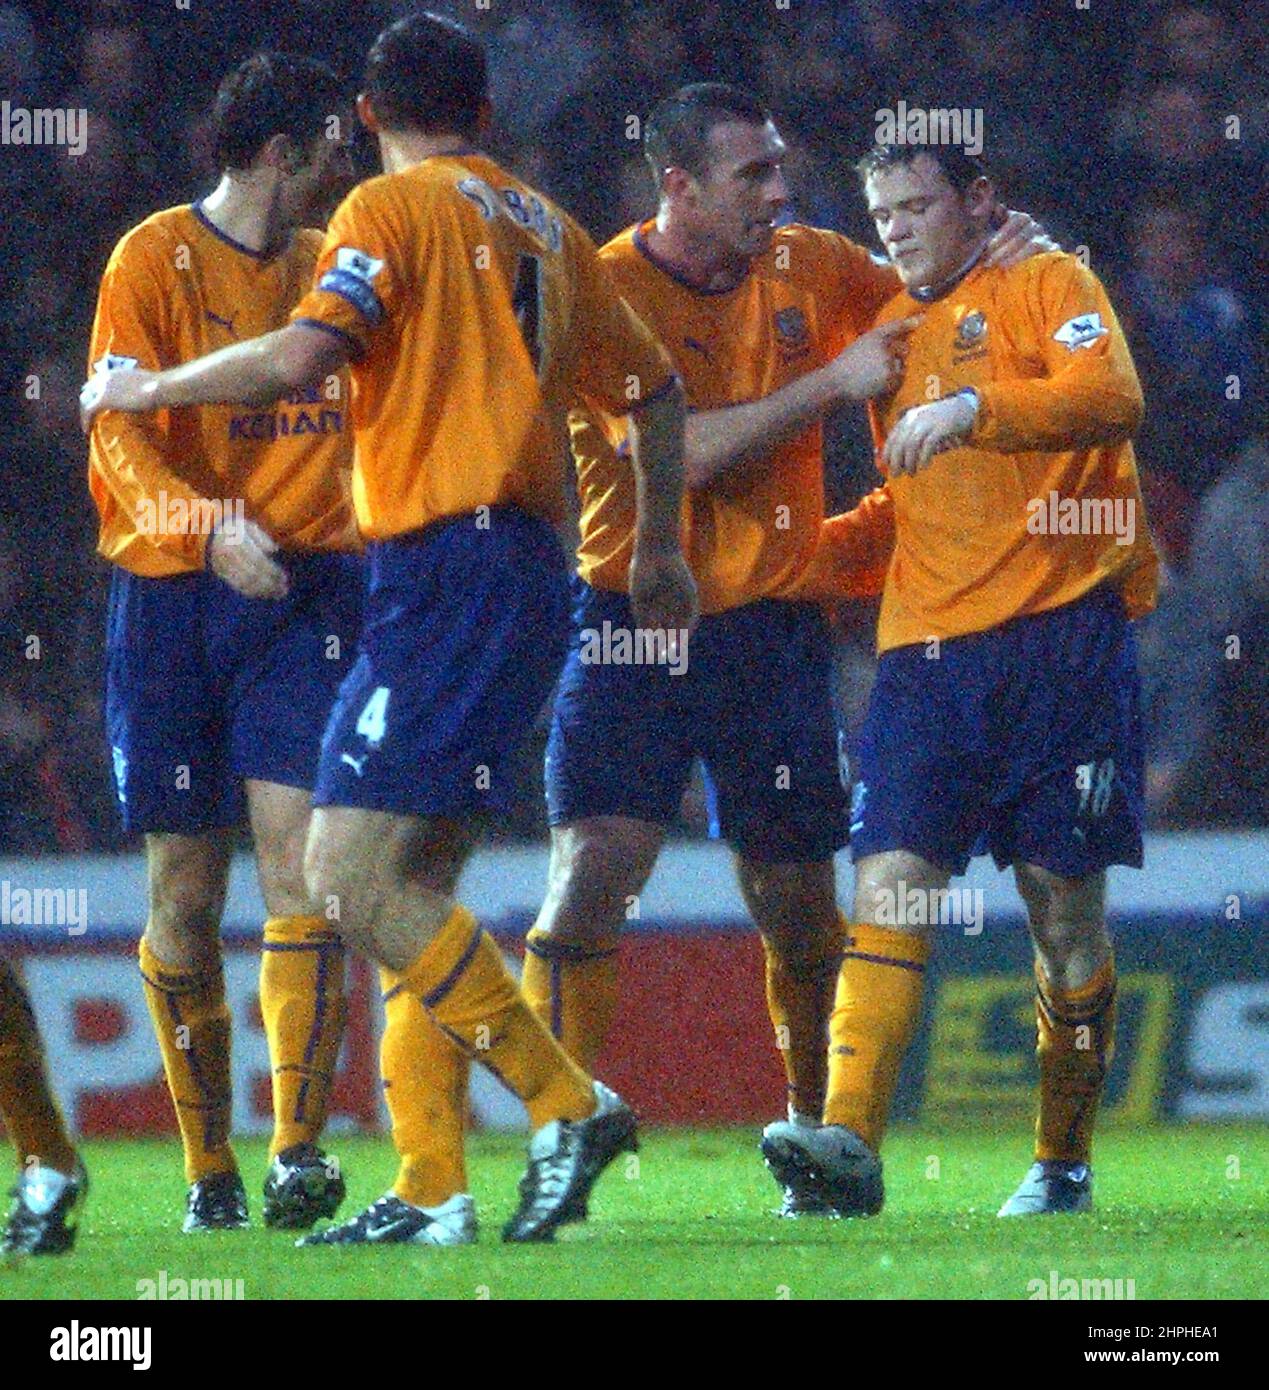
(883, 393), (977, 476)
(79, 367), (160, 433)
(209, 518), (290, 600)
(984, 206), (1060, 269)
(629, 546), (699, 642)
(827, 316), (921, 402)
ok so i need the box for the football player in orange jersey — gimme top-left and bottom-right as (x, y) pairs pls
(83, 12), (696, 1246)
(85, 53), (360, 1233)
(517, 84), (1053, 1216)
(762, 144), (1158, 1220)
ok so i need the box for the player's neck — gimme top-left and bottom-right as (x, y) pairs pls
(910, 233), (992, 303)
(199, 174), (292, 257)
(378, 131), (478, 174)
(645, 211), (750, 294)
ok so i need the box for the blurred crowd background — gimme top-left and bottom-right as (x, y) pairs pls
(0, 0), (1264, 853)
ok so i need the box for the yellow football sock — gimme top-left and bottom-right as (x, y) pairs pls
(380, 968), (470, 1208)
(1034, 956), (1117, 1164)
(822, 922), (930, 1151)
(138, 935), (236, 1184)
(388, 905), (595, 1132)
(521, 928), (621, 1073)
(761, 913), (845, 1120)
(0, 958), (77, 1174)
(260, 915), (347, 1159)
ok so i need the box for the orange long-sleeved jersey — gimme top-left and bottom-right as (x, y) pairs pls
(783, 484), (896, 604)
(571, 221), (900, 614)
(88, 203), (357, 576)
(290, 155), (675, 540)
(801, 251), (1158, 649)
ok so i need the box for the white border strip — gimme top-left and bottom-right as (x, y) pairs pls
(0, 831), (1264, 935)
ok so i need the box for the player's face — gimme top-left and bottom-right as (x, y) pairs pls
(283, 131), (355, 228)
(865, 154), (986, 289)
(689, 120), (790, 260)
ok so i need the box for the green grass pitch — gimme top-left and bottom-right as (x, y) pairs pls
(6, 1126), (1263, 1300)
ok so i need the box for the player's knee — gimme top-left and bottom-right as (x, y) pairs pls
(852, 850), (947, 926)
(257, 848), (311, 917)
(302, 830), (360, 922)
(1015, 865), (1104, 933)
(1018, 865), (1109, 976)
(146, 892), (223, 972)
(759, 922), (841, 980)
(305, 846), (382, 955)
(740, 868), (836, 967)
(150, 880), (222, 935)
(246, 781), (322, 914)
(1033, 910), (1110, 966)
(737, 859), (838, 961)
(1013, 864), (1051, 928)
(538, 821), (658, 942)
(1033, 921), (1112, 995)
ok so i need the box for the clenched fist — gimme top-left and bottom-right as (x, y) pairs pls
(824, 315), (922, 403)
(209, 519), (290, 600)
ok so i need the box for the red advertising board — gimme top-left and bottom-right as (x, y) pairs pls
(1, 927), (786, 1140)
(2, 838), (1265, 1139)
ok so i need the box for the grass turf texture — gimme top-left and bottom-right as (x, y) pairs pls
(5, 1126), (1262, 1300)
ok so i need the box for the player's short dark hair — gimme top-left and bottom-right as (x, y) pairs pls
(644, 83), (772, 188)
(211, 52), (343, 171)
(855, 143), (991, 194)
(363, 10), (487, 137)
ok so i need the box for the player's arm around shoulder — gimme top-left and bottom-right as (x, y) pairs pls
(81, 321), (346, 427)
(83, 202), (361, 422)
(79, 183), (393, 431)
(968, 250), (1145, 454)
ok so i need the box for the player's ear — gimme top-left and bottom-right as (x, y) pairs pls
(966, 176), (996, 222)
(257, 132), (298, 175)
(283, 139), (307, 176)
(356, 92), (379, 135)
(661, 165), (693, 202)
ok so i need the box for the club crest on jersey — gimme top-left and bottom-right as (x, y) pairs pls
(1053, 312), (1108, 350)
(954, 311), (987, 350)
(774, 306), (810, 355)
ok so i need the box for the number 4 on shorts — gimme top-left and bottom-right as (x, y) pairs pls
(356, 686), (391, 748)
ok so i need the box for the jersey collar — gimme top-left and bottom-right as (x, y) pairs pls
(632, 221), (750, 297)
(191, 199), (289, 262)
(909, 236), (992, 303)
